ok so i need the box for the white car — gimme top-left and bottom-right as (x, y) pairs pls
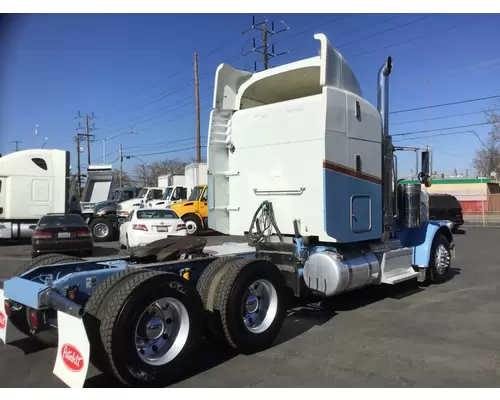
(119, 207), (187, 249)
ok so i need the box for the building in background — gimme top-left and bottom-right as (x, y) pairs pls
(400, 177), (500, 217)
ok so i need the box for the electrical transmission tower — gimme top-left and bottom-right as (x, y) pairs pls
(241, 16), (290, 71)
(75, 111), (98, 165)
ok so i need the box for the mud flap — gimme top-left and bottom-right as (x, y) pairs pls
(0, 289), (8, 344)
(53, 311), (90, 388)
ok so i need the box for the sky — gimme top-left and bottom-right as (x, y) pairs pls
(1, 13), (499, 179)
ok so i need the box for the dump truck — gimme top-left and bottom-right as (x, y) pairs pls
(0, 33), (456, 388)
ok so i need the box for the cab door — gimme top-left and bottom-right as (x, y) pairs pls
(199, 186), (208, 220)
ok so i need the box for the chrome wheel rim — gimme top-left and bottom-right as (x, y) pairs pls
(185, 221), (197, 235)
(241, 279), (278, 334)
(93, 223), (109, 238)
(435, 244), (450, 275)
(134, 297), (190, 366)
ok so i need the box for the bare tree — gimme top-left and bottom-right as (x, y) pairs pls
(132, 159), (188, 187)
(473, 108), (500, 177)
(111, 169), (134, 187)
(187, 154), (207, 163)
(133, 163), (150, 186)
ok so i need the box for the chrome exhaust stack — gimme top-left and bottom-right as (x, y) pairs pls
(377, 56), (393, 241)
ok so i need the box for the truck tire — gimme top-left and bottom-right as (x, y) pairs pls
(196, 256), (237, 306)
(9, 254), (84, 347)
(83, 268), (145, 373)
(196, 257), (237, 340)
(210, 258), (288, 354)
(90, 217), (114, 242)
(427, 233), (452, 284)
(99, 270), (204, 387)
(182, 214), (201, 235)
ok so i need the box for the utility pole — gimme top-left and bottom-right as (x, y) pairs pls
(194, 52), (201, 163)
(262, 22), (268, 70)
(242, 16), (289, 71)
(75, 134), (83, 196)
(75, 111), (97, 166)
(119, 144), (123, 187)
(84, 114), (91, 165)
(11, 141), (23, 151)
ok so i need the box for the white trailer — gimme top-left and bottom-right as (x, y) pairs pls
(0, 33), (456, 388)
(185, 162), (207, 190)
(0, 149), (70, 240)
(157, 173), (185, 188)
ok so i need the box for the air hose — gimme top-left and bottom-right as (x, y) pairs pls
(247, 200), (284, 246)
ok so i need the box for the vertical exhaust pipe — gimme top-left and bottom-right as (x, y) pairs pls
(377, 56), (393, 241)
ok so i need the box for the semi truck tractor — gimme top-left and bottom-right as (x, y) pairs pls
(0, 149), (70, 240)
(0, 34), (456, 388)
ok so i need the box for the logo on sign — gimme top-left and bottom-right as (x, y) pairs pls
(0, 311), (5, 329)
(61, 344), (84, 372)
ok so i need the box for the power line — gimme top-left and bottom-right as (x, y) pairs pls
(392, 121), (495, 137)
(336, 15), (432, 49)
(353, 14), (495, 58)
(99, 33), (243, 114)
(390, 94), (500, 115)
(393, 129), (477, 142)
(400, 135), (464, 159)
(110, 93), (212, 135)
(273, 14), (355, 46)
(131, 145), (207, 158)
(98, 80), (194, 126)
(391, 108), (500, 126)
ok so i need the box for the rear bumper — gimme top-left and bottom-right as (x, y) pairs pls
(134, 231), (187, 246)
(32, 239), (93, 254)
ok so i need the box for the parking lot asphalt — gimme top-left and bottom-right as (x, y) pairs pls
(0, 228), (499, 388)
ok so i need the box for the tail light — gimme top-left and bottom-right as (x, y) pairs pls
(29, 309), (39, 330)
(132, 224), (148, 231)
(33, 230), (51, 239)
(176, 224), (186, 231)
(75, 229), (90, 237)
(4, 300), (12, 317)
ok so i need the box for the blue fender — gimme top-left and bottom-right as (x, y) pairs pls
(399, 221), (453, 268)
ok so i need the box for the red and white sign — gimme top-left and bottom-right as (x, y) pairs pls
(0, 289), (8, 344)
(0, 311), (5, 330)
(53, 311), (90, 388)
(61, 344), (84, 372)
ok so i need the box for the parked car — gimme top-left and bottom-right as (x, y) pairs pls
(119, 207), (187, 249)
(31, 213), (93, 258)
(428, 193), (464, 232)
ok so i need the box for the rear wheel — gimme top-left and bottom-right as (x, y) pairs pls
(99, 271), (204, 387)
(83, 268), (145, 373)
(209, 258), (287, 354)
(8, 254), (84, 347)
(90, 218), (114, 242)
